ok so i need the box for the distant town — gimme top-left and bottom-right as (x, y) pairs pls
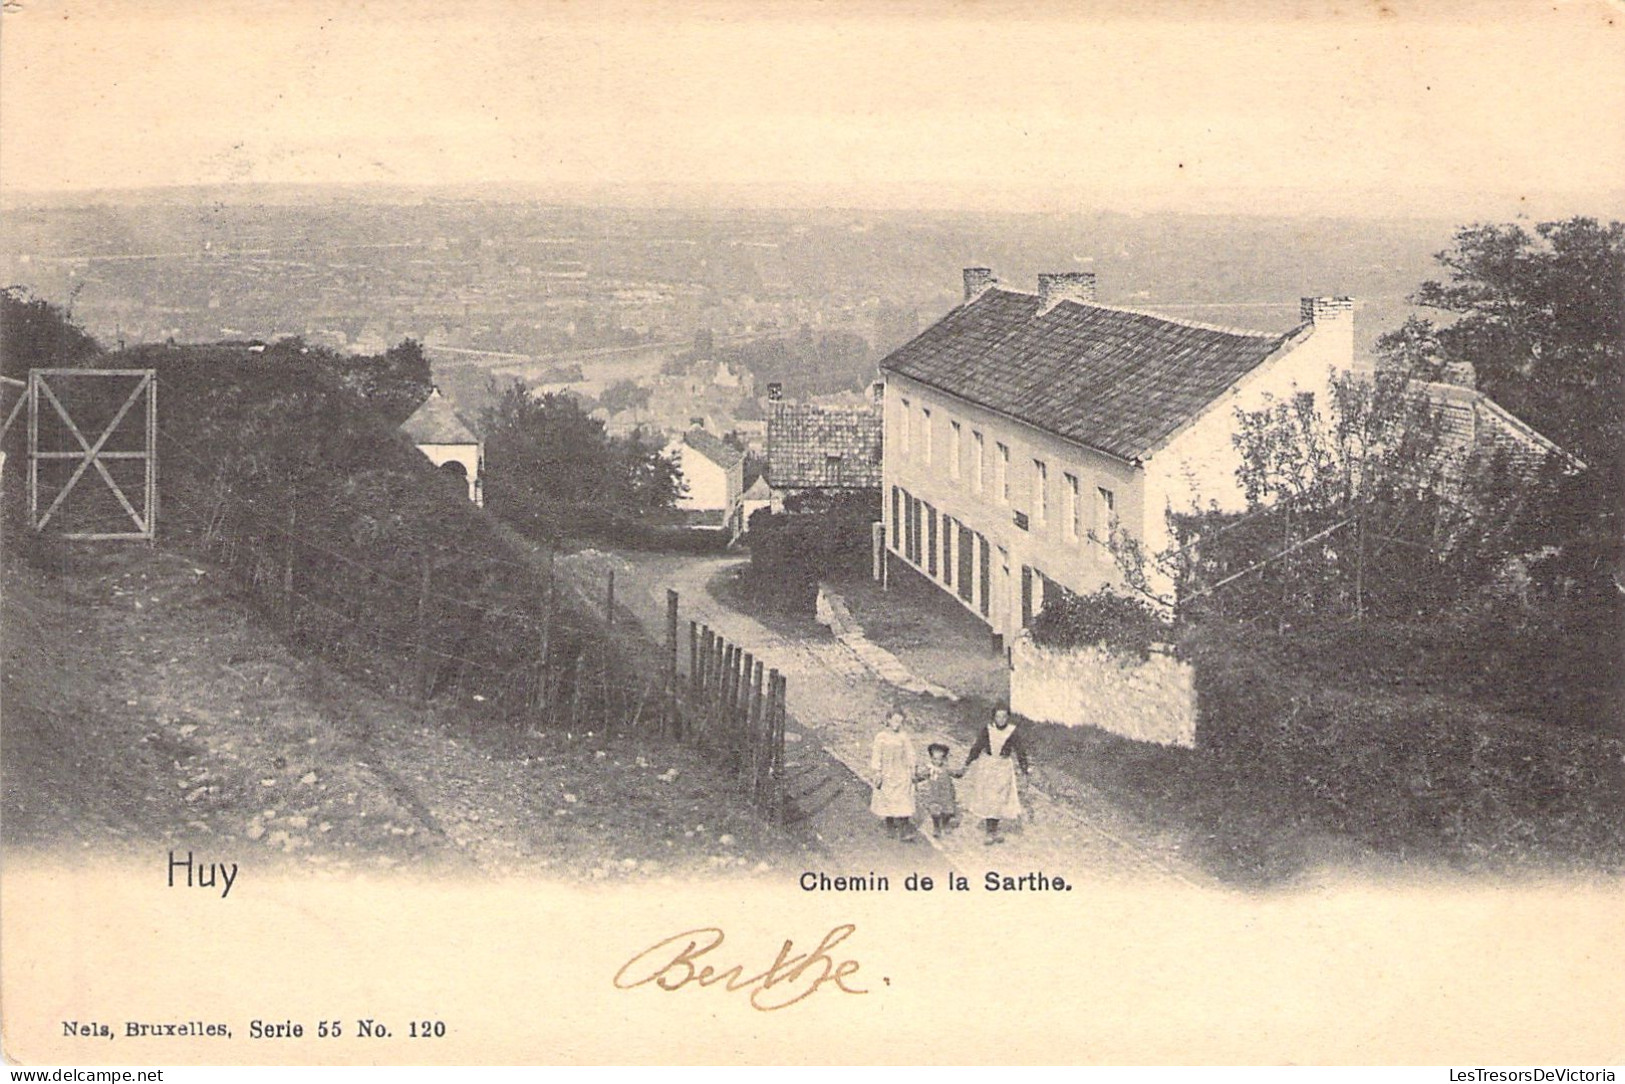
(3, 197), (1460, 433)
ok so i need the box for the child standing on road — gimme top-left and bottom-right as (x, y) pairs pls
(916, 742), (960, 838)
(869, 709), (919, 842)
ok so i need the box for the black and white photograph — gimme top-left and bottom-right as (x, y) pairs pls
(1, 0), (1621, 1067)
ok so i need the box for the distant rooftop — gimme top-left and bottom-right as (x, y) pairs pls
(400, 389), (478, 445)
(768, 400), (883, 489)
(681, 427), (745, 470)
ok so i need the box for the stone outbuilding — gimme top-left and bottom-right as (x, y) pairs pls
(400, 388), (483, 506)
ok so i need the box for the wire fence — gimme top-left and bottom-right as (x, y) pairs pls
(150, 419), (790, 819)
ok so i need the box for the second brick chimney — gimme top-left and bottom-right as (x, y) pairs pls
(963, 267), (996, 302)
(1038, 272), (1097, 313)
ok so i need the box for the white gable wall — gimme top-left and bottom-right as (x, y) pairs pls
(668, 440), (737, 513)
(414, 441), (483, 506)
(1141, 310), (1353, 561)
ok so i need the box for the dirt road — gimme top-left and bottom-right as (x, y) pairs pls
(558, 550), (1206, 887)
(1, 545), (799, 881)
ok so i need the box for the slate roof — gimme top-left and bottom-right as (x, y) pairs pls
(1419, 380), (1580, 477)
(682, 427), (745, 471)
(880, 288), (1302, 462)
(767, 402), (884, 489)
(400, 390), (479, 445)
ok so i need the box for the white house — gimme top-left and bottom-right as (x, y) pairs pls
(879, 268), (1356, 639)
(740, 474), (774, 529)
(400, 388), (484, 506)
(664, 428), (746, 539)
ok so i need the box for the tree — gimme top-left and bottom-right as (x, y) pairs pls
(480, 381), (680, 513)
(1374, 217), (1623, 596)
(324, 338), (433, 425)
(1, 287), (101, 378)
(598, 378), (651, 415)
(1164, 372), (1529, 622)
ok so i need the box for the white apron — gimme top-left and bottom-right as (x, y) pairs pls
(965, 724), (1022, 820)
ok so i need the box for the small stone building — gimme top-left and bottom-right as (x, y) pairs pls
(400, 388), (483, 506)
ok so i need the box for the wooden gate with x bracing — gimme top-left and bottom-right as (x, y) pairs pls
(25, 368), (158, 541)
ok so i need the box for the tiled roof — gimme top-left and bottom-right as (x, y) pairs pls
(768, 402), (884, 489)
(1416, 379), (1580, 476)
(400, 390), (478, 445)
(880, 288), (1300, 461)
(682, 427), (745, 470)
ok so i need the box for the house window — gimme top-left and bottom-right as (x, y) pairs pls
(949, 420), (961, 480)
(998, 546), (1011, 621)
(926, 504), (938, 577)
(911, 497), (923, 565)
(1095, 486), (1116, 549)
(973, 431), (985, 492)
(959, 525), (975, 604)
(900, 397), (911, 457)
(891, 486), (902, 551)
(1033, 459), (1048, 525)
(978, 535), (991, 617)
(996, 442), (1010, 504)
(922, 407), (932, 466)
(826, 454), (843, 487)
(1065, 472), (1081, 541)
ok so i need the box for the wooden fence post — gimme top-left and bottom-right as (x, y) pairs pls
(699, 626), (712, 697)
(717, 642), (731, 726)
(665, 588), (679, 737)
(536, 548), (555, 725)
(718, 640), (731, 724)
(749, 658), (765, 802)
(606, 569), (615, 629)
(414, 554), (433, 702)
(688, 620), (699, 696)
(728, 644), (742, 729)
(773, 669), (786, 822)
(281, 503), (297, 632)
(740, 650), (755, 783)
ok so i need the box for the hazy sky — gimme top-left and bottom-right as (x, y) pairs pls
(3, 0), (1623, 216)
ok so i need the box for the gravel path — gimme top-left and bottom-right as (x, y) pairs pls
(561, 551), (1207, 888)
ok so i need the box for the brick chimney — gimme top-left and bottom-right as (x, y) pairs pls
(1038, 272), (1097, 313)
(766, 382), (783, 401)
(1300, 296), (1355, 325)
(1300, 296), (1357, 373)
(1440, 359), (1477, 388)
(963, 267), (996, 302)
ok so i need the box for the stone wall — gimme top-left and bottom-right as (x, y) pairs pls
(1010, 632), (1196, 747)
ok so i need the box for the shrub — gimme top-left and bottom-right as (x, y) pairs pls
(1028, 587), (1166, 661)
(69, 342), (644, 729)
(743, 493), (880, 615)
(1185, 619), (1625, 869)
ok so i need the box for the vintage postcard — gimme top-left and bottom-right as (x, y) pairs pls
(2, 0), (1622, 1067)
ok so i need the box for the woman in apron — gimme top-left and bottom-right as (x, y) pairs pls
(962, 703), (1029, 845)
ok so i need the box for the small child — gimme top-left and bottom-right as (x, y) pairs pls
(916, 742), (961, 838)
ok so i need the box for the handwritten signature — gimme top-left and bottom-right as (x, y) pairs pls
(613, 923), (867, 1011)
